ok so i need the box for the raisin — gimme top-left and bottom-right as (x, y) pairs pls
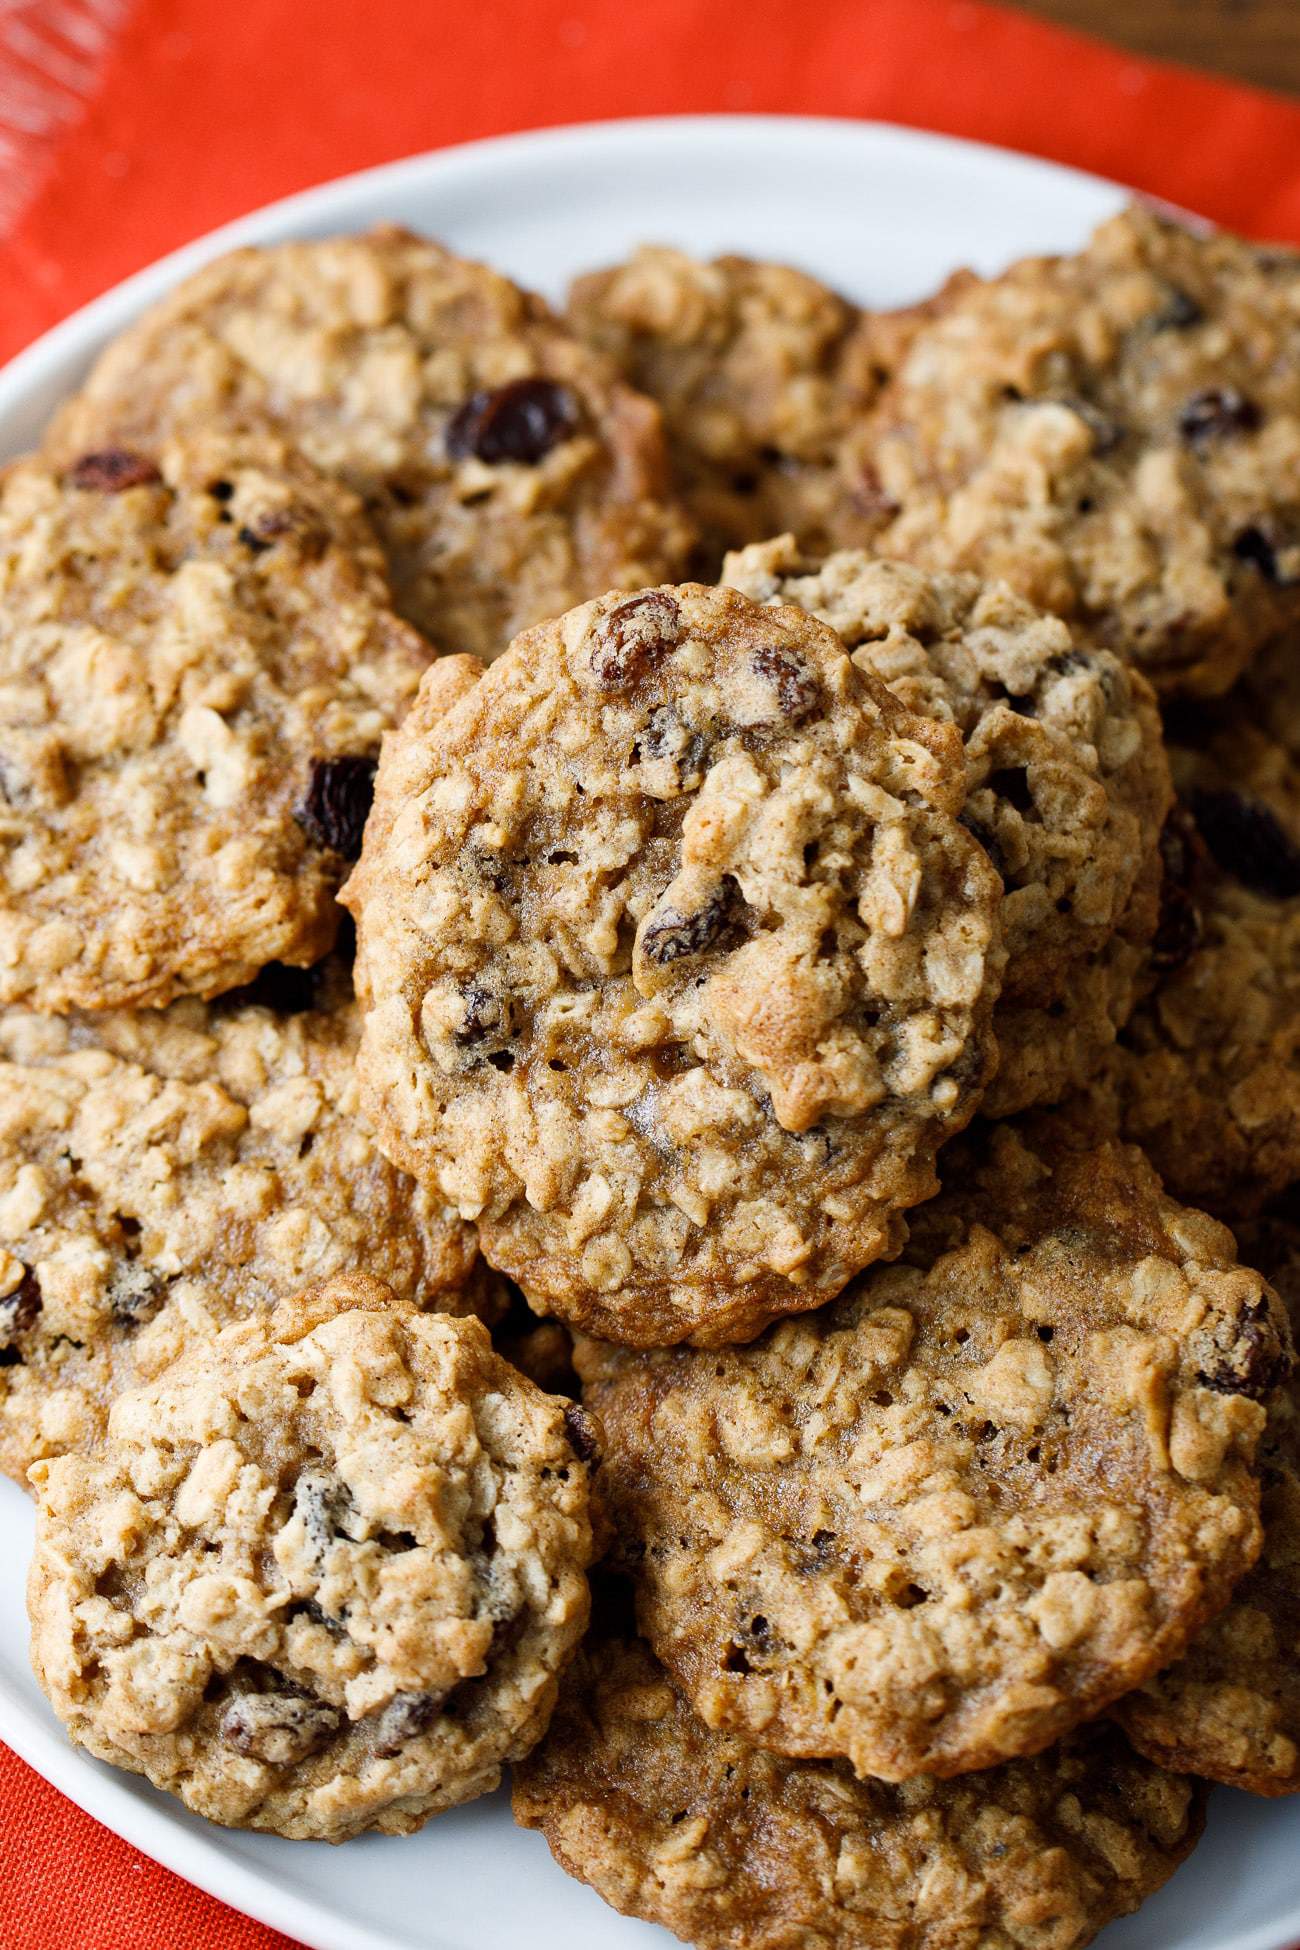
(749, 646), (822, 725)
(632, 706), (708, 784)
(793, 1528), (838, 1575)
(640, 877), (749, 968)
(959, 811), (1007, 879)
(487, 1609), (527, 1661)
(1198, 1298), (1289, 1401)
(371, 1689), (439, 1756)
(445, 378), (577, 465)
(1045, 650), (1089, 681)
(68, 449), (162, 493)
(561, 1402), (599, 1464)
(1150, 285), (1204, 331)
(590, 592), (682, 687)
(0, 1269), (41, 1347)
(1233, 524), (1298, 586)
(1188, 787), (1300, 898)
(238, 507), (328, 558)
(455, 983), (514, 1047)
(1150, 805), (1205, 972)
(293, 1468), (356, 1564)
(296, 756), (377, 860)
(854, 460), (900, 523)
(286, 1597), (347, 1638)
(1179, 388), (1261, 448)
(219, 1686), (340, 1765)
(108, 1263), (165, 1328)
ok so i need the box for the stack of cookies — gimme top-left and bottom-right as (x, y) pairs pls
(4, 207), (1298, 1946)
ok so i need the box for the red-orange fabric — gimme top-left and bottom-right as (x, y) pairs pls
(5, 0), (1300, 364)
(1, 1746), (299, 1948)
(4, 2), (1300, 1943)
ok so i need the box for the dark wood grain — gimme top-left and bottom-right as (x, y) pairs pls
(1010, 0), (1300, 95)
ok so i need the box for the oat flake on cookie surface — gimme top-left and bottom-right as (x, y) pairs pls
(46, 228), (694, 661)
(514, 1618), (1205, 1950)
(28, 1275), (596, 1841)
(578, 1123), (1288, 1780)
(0, 956), (495, 1486)
(0, 433), (426, 1012)
(344, 582), (1004, 1346)
(860, 207), (1300, 698)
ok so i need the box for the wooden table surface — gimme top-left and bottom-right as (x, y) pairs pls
(1011, 0), (1299, 95)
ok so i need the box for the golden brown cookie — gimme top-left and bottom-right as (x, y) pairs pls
(0, 434), (425, 1011)
(46, 229), (693, 659)
(514, 1619), (1205, 1950)
(567, 248), (883, 570)
(345, 582), (1004, 1346)
(579, 1125), (1285, 1780)
(0, 957), (494, 1484)
(1115, 1214), (1300, 1796)
(28, 1276), (596, 1841)
(862, 208), (1300, 697)
(980, 838), (1161, 1119)
(1094, 645), (1300, 1216)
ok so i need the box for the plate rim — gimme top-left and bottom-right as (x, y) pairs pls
(0, 110), (1295, 1950)
(0, 111), (1128, 425)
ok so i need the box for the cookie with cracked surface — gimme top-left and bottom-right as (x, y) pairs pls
(514, 1621), (1205, 1950)
(577, 1124), (1285, 1780)
(0, 435), (426, 1012)
(1095, 653), (1300, 1215)
(344, 582), (1004, 1347)
(0, 957), (496, 1486)
(1115, 1214), (1300, 1796)
(566, 248), (886, 572)
(27, 1275), (595, 1841)
(861, 207), (1300, 697)
(725, 537), (1170, 1004)
(46, 228), (693, 660)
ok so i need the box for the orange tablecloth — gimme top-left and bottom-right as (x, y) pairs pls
(4, 1), (1300, 1943)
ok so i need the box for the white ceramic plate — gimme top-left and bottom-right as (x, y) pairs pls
(0, 114), (1295, 1950)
